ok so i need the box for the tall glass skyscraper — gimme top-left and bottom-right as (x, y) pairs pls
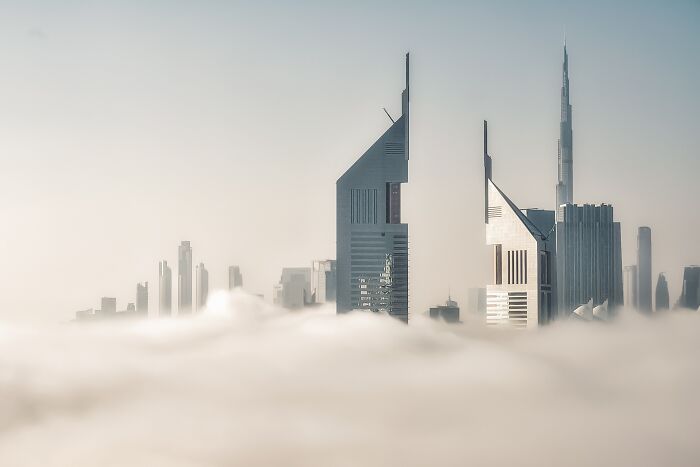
(557, 204), (624, 315)
(556, 42), (573, 213)
(336, 54), (409, 322)
(196, 262), (208, 312)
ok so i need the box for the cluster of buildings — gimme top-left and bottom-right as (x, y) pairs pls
(76, 47), (698, 326)
(335, 48), (698, 327)
(75, 241), (244, 321)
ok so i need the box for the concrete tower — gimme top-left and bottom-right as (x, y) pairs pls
(637, 227), (652, 313)
(159, 260), (172, 316)
(336, 54), (410, 322)
(556, 42), (574, 216)
(178, 241), (193, 314)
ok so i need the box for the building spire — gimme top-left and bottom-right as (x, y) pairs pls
(556, 40), (573, 213)
(484, 120), (492, 223)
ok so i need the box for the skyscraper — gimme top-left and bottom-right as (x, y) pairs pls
(178, 241), (193, 314)
(228, 265), (243, 290)
(678, 266), (700, 310)
(484, 121), (556, 328)
(655, 273), (670, 311)
(100, 297), (116, 315)
(311, 259), (337, 304)
(637, 227), (652, 313)
(624, 265), (638, 309)
(159, 260), (172, 316)
(336, 54), (410, 322)
(196, 262), (209, 311)
(556, 42), (573, 213)
(136, 282), (148, 317)
(557, 204), (624, 315)
(273, 267), (312, 309)
(429, 297), (460, 323)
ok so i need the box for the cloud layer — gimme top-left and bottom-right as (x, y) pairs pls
(1, 291), (699, 466)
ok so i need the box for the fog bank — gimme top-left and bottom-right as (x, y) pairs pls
(1, 291), (698, 466)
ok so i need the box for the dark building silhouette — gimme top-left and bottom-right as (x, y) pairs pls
(655, 273), (670, 311)
(196, 263), (209, 311)
(178, 241), (193, 314)
(678, 266), (700, 310)
(159, 260), (172, 316)
(557, 204), (624, 315)
(637, 227), (652, 313)
(429, 297), (460, 323)
(136, 282), (148, 317)
(228, 265), (243, 290)
(336, 54), (409, 322)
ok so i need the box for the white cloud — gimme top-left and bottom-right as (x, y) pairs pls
(0, 291), (698, 466)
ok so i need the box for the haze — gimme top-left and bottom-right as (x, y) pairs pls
(0, 0), (698, 322)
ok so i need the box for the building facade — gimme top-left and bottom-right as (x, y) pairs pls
(637, 227), (652, 313)
(159, 260), (172, 316)
(336, 54), (410, 322)
(557, 204), (624, 315)
(178, 241), (193, 314)
(484, 122), (556, 328)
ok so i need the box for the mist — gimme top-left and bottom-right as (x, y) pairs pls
(1, 290), (698, 466)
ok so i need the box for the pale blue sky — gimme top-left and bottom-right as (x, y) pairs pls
(0, 1), (698, 321)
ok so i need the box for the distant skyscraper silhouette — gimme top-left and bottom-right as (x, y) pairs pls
(274, 267), (312, 309)
(624, 265), (639, 309)
(655, 273), (669, 311)
(228, 265), (243, 290)
(311, 260), (337, 303)
(159, 260), (172, 316)
(178, 241), (193, 314)
(678, 266), (700, 310)
(637, 227), (652, 313)
(196, 263), (209, 311)
(429, 297), (460, 323)
(136, 282), (148, 317)
(557, 204), (624, 315)
(484, 121), (556, 328)
(100, 297), (117, 315)
(336, 54), (410, 322)
(556, 42), (574, 213)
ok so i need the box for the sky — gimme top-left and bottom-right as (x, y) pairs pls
(1, 296), (699, 466)
(0, 0), (698, 322)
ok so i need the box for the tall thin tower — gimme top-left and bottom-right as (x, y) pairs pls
(556, 42), (573, 215)
(178, 241), (193, 314)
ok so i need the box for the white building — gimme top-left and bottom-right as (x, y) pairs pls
(483, 121), (555, 328)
